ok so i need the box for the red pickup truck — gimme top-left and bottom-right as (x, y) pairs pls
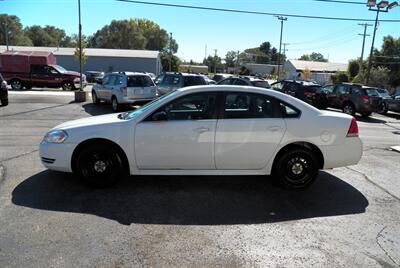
(0, 51), (86, 91)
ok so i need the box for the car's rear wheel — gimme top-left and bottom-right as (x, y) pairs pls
(342, 103), (355, 116)
(10, 79), (23, 90)
(1, 98), (8, 106)
(76, 144), (123, 187)
(111, 96), (120, 112)
(273, 148), (319, 189)
(92, 90), (100, 104)
(62, 81), (75, 91)
(379, 102), (388, 115)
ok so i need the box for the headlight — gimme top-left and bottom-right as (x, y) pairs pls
(43, 130), (68, 143)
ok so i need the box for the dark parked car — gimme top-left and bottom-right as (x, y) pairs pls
(154, 72), (207, 95)
(271, 80), (327, 109)
(84, 71), (104, 83)
(321, 83), (382, 117)
(217, 76), (270, 89)
(212, 73), (232, 83)
(0, 73), (8, 106)
(377, 88), (400, 114)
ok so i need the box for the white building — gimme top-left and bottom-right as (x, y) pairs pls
(0, 46), (163, 75)
(283, 59), (348, 85)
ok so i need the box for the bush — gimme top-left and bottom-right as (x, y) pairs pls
(331, 71), (349, 83)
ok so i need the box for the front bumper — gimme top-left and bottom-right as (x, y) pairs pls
(120, 97), (155, 104)
(39, 141), (76, 173)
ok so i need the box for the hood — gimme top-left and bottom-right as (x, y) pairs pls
(53, 113), (123, 130)
(64, 70), (81, 77)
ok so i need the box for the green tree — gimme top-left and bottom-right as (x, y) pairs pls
(352, 66), (390, 88)
(203, 55), (223, 73)
(259, 42), (271, 55)
(160, 52), (180, 72)
(331, 71), (349, 83)
(299, 52), (328, 62)
(73, 34), (87, 66)
(373, 35), (400, 87)
(225, 51), (237, 68)
(0, 14), (32, 46)
(347, 59), (360, 79)
(88, 18), (177, 53)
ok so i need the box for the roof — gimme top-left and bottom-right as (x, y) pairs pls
(0, 46), (160, 59)
(286, 60), (347, 72)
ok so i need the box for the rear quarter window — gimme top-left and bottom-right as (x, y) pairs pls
(279, 102), (301, 118)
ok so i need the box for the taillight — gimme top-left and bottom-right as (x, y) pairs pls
(120, 87), (127, 95)
(361, 95), (369, 103)
(347, 117), (359, 137)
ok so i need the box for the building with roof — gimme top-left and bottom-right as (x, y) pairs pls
(283, 59), (348, 85)
(0, 46), (162, 75)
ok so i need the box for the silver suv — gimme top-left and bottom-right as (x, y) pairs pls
(92, 72), (157, 112)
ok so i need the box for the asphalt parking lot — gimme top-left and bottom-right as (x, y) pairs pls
(1, 91), (400, 267)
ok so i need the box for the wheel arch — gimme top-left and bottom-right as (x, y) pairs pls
(272, 141), (324, 170)
(71, 138), (130, 175)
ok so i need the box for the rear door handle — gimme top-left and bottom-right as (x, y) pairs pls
(267, 126), (282, 132)
(193, 127), (210, 133)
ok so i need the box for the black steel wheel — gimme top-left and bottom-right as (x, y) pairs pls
(379, 102), (388, 115)
(273, 148), (319, 189)
(10, 79), (23, 90)
(76, 144), (123, 187)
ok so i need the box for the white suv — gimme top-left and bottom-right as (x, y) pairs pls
(92, 72), (158, 112)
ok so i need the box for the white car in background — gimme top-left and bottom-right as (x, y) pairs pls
(40, 85), (362, 189)
(91, 72), (158, 112)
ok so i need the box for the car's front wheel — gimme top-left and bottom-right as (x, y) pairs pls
(76, 144), (123, 187)
(62, 81), (75, 91)
(273, 148), (319, 189)
(92, 90), (100, 104)
(379, 102), (388, 115)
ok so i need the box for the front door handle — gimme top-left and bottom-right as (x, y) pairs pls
(193, 127), (210, 133)
(267, 126), (282, 132)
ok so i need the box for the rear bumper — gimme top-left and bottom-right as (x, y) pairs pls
(355, 103), (380, 113)
(320, 137), (363, 169)
(120, 97), (155, 104)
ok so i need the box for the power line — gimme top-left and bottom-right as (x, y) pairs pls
(116, 0), (400, 22)
(313, 0), (365, 5)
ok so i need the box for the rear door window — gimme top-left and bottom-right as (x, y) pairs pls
(218, 78), (233, 85)
(127, 75), (154, 87)
(233, 79), (248, 86)
(223, 92), (278, 119)
(159, 75), (181, 86)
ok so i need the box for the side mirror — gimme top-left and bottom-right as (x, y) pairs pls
(152, 111), (168, 121)
(95, 78), (103, 84)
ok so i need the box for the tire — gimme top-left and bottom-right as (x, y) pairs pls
(111, 96), (120, 112)
(92, 90), (100, 104)
(1, 98), (8, 106)
(273, 148), (319, 189)
(75, 144), (123, 188)
(24, 84), (32, 90)
(10, 79), (23, 90)
(342, 103), (355, 116)
(62, 81), (75, 91)
(379, 102), (388, 115)
(361, 112), (372, 117)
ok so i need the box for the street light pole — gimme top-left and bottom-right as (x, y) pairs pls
(78, 0), (83, 91)
(169, 32), (172, 72)
(276, 16), (287, 80)
(214, 49), (217, 74)
(365, 0), (398, 85)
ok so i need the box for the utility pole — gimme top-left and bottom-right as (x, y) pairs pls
(169, 32), (172, 72)
(204, 44), (207, 61)
(235, 50), (240, 75)
(282, 43), (289, 59)
(4, 21), (9, 50)
(276, 16), (287, 80)
(358, 23), (372, 63)
(213, 49), (217, 74)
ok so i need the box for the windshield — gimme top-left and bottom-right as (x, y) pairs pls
(119, 90), (178, 120)
(52, 65), (67, 73)
(377, 88), (390, 97)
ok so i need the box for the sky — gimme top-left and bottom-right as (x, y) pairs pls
(1, 0), (400, 63)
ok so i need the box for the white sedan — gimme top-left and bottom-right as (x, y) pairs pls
(40, 86), (362, 189)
